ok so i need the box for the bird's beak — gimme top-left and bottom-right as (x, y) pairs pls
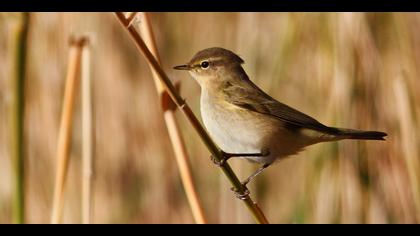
(173, 64), (191, 70)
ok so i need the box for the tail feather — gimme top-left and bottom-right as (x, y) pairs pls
(335, 128), (387, 140)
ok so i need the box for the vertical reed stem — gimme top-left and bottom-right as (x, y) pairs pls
(50, 37), (87, 224)
(81, 40), (93, 224)
(10, 12), (30, 224)
(137, 12), (208, 224)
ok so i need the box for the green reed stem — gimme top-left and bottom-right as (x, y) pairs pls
(10, 12), (30, 224)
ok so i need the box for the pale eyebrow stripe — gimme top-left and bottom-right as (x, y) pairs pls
(210, 56), (224, 61)
(192, 57), (225, 67)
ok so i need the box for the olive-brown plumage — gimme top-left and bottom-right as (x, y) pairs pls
(174, 47), (387, 187)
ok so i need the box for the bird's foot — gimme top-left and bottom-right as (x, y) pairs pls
(230, 184), (250, 200)
(210, 154), (228, 167)
(230, 163), (272, 200)
(210, 149), (270, 167)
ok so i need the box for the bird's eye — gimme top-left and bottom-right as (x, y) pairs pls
(200, 61), (210, 69)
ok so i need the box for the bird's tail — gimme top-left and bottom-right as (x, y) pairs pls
(334, 128), (387, 140)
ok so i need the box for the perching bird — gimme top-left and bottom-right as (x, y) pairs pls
(174, 47), (387, 196)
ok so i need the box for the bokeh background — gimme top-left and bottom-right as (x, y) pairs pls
(0, 12), (419, 223)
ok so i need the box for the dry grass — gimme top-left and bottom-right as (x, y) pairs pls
(0, 12), (419, 223)
(51, 37), (87, 224)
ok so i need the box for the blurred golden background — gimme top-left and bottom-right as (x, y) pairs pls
(0, 12), (419, 223)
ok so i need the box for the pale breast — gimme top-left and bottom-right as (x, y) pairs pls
(199, 90), (319, 164)
(201, 92), (288, 163)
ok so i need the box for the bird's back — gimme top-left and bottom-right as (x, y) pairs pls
(220, 67), (386, 140)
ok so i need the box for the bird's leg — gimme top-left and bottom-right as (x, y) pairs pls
(210, 151), (261, 167)
(231, 163), (271, 200)
(242, 163), (271, 186)
(210, 149), (270, 167)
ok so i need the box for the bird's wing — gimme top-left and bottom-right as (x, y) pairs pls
(222, 80), (339, 134)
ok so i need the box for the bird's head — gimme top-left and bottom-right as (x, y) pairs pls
(174, 47), (245, 88)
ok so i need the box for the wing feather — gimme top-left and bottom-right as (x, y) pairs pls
(222, 79), (340, 134)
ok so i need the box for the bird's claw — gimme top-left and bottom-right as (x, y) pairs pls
(210, 155), (227, 167)
(230, 185), (250, 200)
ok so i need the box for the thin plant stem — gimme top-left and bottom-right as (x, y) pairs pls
(81, 39), (93, 224)
(50, 37), (87, 224)
(10, 12), (30, 224)
(137, 12), (207, 224)
(114, 12), (269, 224)
(125, 12), (138, 26)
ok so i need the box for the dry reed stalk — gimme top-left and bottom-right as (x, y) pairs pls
(10, 12), (30, 224)
(51, 37), (87, 224)
(137, 12), (207, 224)
(125, 12), (138, 26)
(81, 39), (93, 224)
(114, 12), (269, 224)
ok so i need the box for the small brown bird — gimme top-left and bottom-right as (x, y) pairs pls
(174, 47), (387, 196)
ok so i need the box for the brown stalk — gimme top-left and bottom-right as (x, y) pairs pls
(125, 12), (138, 26)
(50, 37), (87, 224)
(137, 12), (207, 224)
(81, 39), (93, 224)
(114, 12), (269, 224)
